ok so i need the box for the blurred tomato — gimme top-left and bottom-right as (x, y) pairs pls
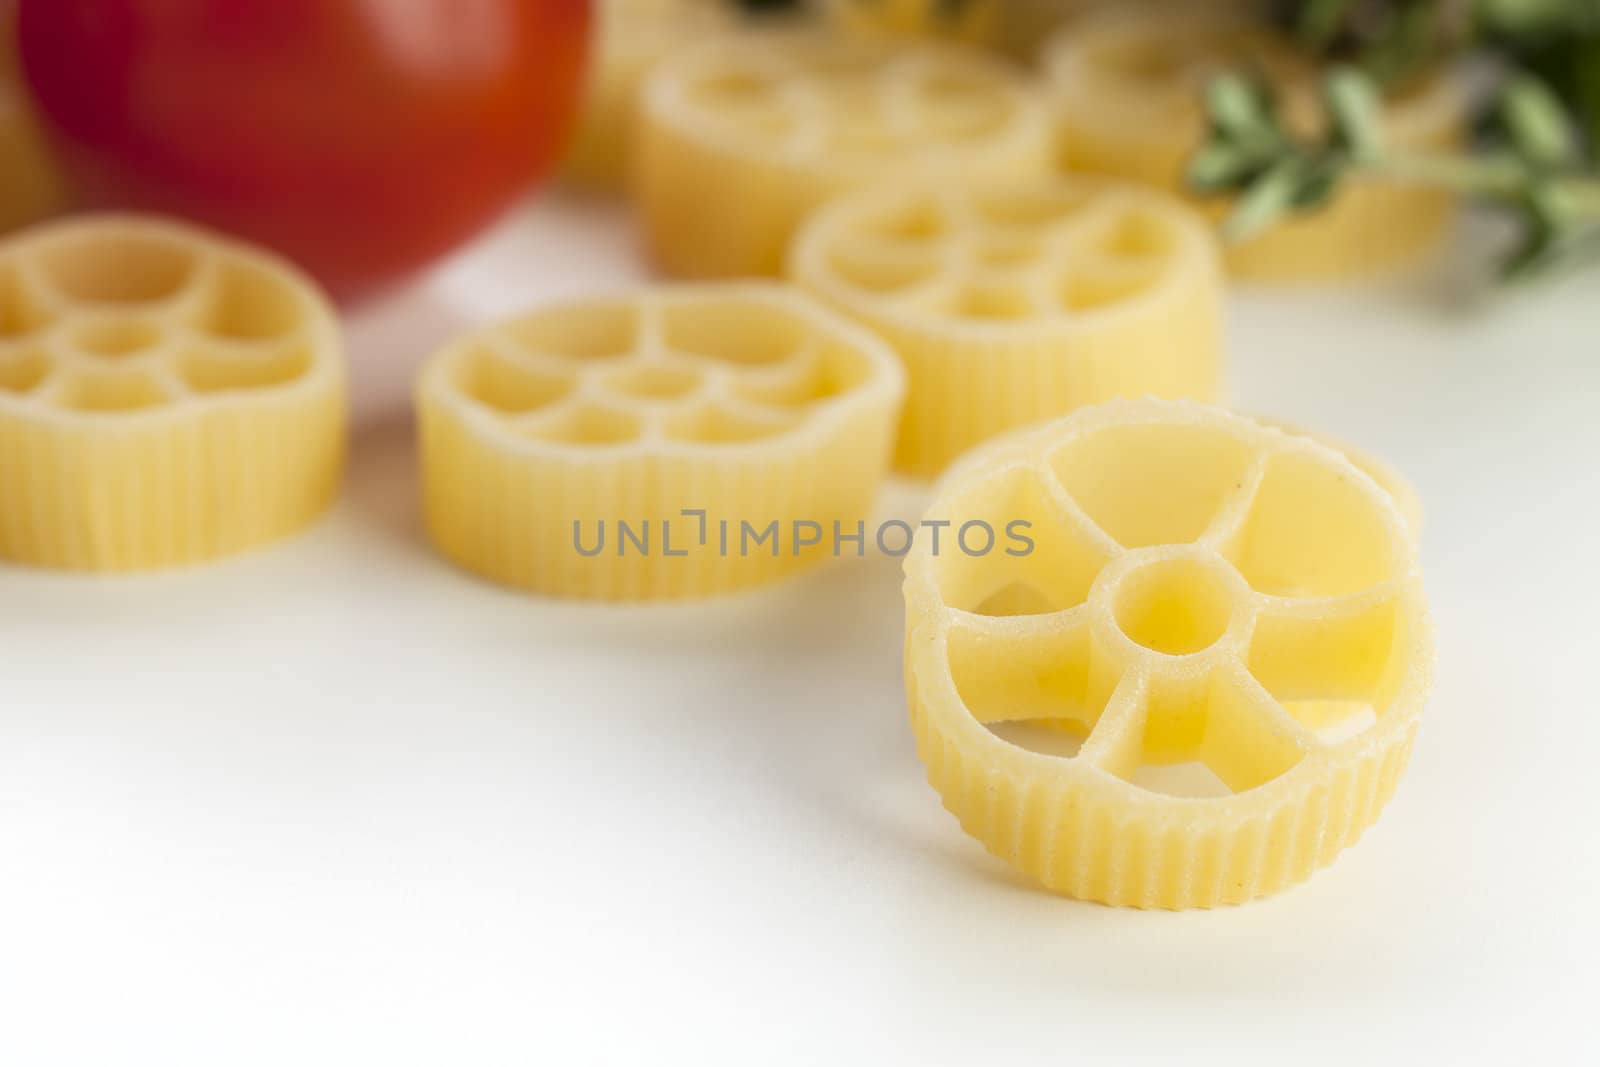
(17, 0), (591, 299)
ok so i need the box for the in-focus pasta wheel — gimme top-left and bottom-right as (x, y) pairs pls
(791, 176), (1223, 477)
(563, 0), (733, 189)
(0, 13), (65, 233)
(0, 215), (346, 571)
(1043, 8), (1466, 280)
(903, 400), (1433, 908)
(417, 284), (905, 601)
(635, 30), (1052, 279)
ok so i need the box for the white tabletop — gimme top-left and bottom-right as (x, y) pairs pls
(1, 194), (1595, 1065)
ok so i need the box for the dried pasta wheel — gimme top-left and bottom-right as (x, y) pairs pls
(562, 0), (732, 189)
(791, 176), (1224, 477)
(635, 30), (1052, 279)
(1043, 8), (1466, 280)
(903, 399), (1433, 908)
(0, 215), (346, 571)
(417, 284), (905, 601)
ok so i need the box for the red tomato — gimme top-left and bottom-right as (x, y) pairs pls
(17, 0), (591, 299)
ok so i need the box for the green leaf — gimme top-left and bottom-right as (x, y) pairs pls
(1223, 161), (1307, 242)
(1290, 157), (1348, 211)
(1186, 144), (1256, 193)
(1204, 74), (1276, 142)
(1326, 67), (1386, 160)
(1501, 75), (1582, 170)
(1477, 0), (1584, 41)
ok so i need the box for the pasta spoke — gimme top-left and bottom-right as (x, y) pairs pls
(1077, 669), (1151, 780)
(1200, 661), (1319, 792)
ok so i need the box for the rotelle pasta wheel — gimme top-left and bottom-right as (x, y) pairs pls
(634, 30), (1052, 279)
(417, 284), (905, 601)
(790, 176), (1223, 477)
(0, 215), (346, 571)
(903, 400), (1433, 908)
(1043, 8), (1466, 280)
(562, 0), (732, 189)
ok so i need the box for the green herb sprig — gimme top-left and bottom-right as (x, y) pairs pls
(1194, 0), (1600, 277)
(738, 0), (1600, 277)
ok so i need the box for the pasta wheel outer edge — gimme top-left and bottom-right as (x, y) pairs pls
(902, 399), (1435, 908)
(416, 283), (907, 601)
(0, 214), (347, 572)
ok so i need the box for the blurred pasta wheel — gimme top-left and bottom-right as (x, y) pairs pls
(563, 0), (734, 189)
(1043, 7), (1466, 280)
(0, 215), (346, 571)
(417, 284), (904, 601)
(791, 175), (1223, 476)
(903, 399), (1434, 907)
(636, 29), (1052, 278)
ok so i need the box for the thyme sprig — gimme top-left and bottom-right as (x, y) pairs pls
(743, 0), (1600, 277)
(1194, 0), (1600, 277)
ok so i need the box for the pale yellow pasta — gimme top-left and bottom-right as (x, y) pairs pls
(562, 0), (732, 189)
(791, 176), (1223, 477)
(903, 399), (1433, 908)
(1255, 417), (1424, 540)
(0, 215), (347, 571)
(635, 30), (1053, 279)
(1043, 8), (1466, 280)
(417, 284), (905, 601)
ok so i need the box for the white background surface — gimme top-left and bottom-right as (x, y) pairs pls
(1, 195), (1596, 1065)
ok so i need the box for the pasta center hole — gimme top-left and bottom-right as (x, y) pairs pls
(1113, 557), (1235, 657)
